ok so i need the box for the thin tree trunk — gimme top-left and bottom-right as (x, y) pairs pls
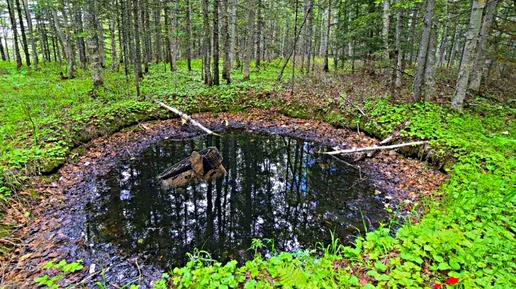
(255, 0), (262, 68)
(451, 0), (486, 110)
(202, 0), (212, 84)
(408, 8), (419, 63)
(22, 0), (38, 68)
(243, 0), (256, 80)
(305, 0), (313, 73)
(86, 0), (103, 88)
(141, 1), (150, 73)
(133, 0), (143, 96)
(447, 21), (460, 68)
(438, 23), (448, 67)
(323, 0), (331, 72)
(382, 0), (391, 60)
(169, 0), (178, 72)
(6, 0), (22, 68)
(213, 0), (220, 84)
(230, 0), (237, 66)
(468, 0), (500, 92)
(153, 1), (162, 63)
(73, 1), (87, 70)
(185, 0), (192, 71)
(0, 35), (5, 60)
(394, 1), (403, 87)
(222, 0), (232, 83)
(413, 0), (435, 102)
(109, 20), (118, 70)
(15, 0), (30, 67)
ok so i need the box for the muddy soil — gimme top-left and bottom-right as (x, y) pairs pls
(1, 109), (446, 288)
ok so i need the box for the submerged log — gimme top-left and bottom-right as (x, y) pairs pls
(158, 147), (227, 188)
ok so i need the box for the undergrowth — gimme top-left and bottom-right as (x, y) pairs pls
(1, 60), (515, 288)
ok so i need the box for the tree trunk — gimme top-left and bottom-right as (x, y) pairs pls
(382, 0), (391, 60)
(0, 35), (5, 60)
(230, 0), (237, 66)
(141, 1), (151, 73)
(451, 0), (486, 110)
(305, 0), (313, 73)
(73, 1), (87, 70)
(15, 0), (30, 67)
(408, 8), (419, 64)
(213, 0), (220, 85)
(6, 0), (22, 68)
(222, 0), (232, 83)
(86, 0), (103, 88)
(255, 0), (263, 68)
(185, 0), (193, 71)
(394, 1), (403, 87)
(447, 21), (460, 68)
(202, 0), (212, 85)
(133, 0), (143, 96)
(422, 22), (437, 101)
(323, 0), (331, 72)
(109, 20), (118, 70)
(243, 0), (256, 80)
(468, 0), (500, 92)
(169, 0), (178, 72)
(437, 23), (448, 67)
(153, 0), (162, 64)
(413, 0), (435, 102)
(22, 0), (38, 68)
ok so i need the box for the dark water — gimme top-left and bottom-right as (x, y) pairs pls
(85, 132), (386, 268)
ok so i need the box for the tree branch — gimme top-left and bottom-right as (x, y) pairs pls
(324, 141), (428, 155)
(156, 101), (220, 136)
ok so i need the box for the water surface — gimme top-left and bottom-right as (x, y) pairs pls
(85, 132), (386, 268)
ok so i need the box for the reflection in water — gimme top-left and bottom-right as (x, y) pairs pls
(85, 132), (386, 268)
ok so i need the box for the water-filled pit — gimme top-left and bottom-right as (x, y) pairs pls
(85, 131), (387, 268)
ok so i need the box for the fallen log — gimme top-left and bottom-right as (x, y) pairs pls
(158, 147), (227, 188)
(156, 101), (220, 136)
(324, 141), (428, 155)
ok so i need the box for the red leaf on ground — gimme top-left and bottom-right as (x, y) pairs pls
(446, 277), (460, 285)
(432, 283), (442, 289)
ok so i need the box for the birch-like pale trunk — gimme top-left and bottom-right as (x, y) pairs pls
(422, 23), (437, 101)
(451, 0), (486, 110)
(468, 0), (500, 91)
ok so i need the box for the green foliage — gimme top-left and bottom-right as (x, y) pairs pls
(34, 259), (84, 289)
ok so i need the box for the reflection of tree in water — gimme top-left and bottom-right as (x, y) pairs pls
(86, 132), (386, 268)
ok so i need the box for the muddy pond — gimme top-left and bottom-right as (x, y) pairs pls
(85, 131), (387, 269)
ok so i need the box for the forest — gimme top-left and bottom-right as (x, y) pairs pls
(0, 0), (515, 288)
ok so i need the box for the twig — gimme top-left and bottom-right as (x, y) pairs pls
(155, 101), (220, 136)
(324, 141), (428, 155)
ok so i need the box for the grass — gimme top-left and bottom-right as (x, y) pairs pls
(1, 59), (515, 288)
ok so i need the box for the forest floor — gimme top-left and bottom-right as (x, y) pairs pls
(1, 60), (515, 288)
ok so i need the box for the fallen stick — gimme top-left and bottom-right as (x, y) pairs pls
(156, 101), (220, 136)
(324, 140), (428, 155)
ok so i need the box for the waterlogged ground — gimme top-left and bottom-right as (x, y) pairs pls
(2, 109), (446, 288)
